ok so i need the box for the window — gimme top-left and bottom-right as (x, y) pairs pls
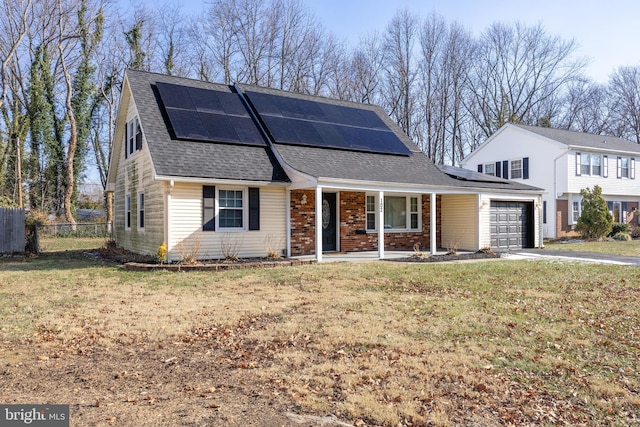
(510, 159), (522, 179)
(125, 194), (131, 230)
(592, 155), (601, 176)
(138, 193), (145, 229)
(572, 201), (581, 223)
(620, 157), (630, 178)
(202, 186), (260, 232)
(125, 117), (142, 158)
(219, 189), (244, 229)
(581, 153), (591, 175)
(366, 195), (376, 230)
(484, 163), (495, 176)
(384, 196), (406, 229)
(410, 197), (419, 229)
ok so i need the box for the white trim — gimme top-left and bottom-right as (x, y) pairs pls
(286, 189), (291, 258)
(378, 191), (385, 259)
(430, 193), (437, 255)
(216, 187), (248, 232)
(315, 186), (323, 262)
(154, 175), (286, 187)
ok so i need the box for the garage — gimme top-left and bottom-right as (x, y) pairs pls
(490, 201), (534, 250)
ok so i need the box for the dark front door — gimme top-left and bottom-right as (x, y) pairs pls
(322, 193), (337, 251)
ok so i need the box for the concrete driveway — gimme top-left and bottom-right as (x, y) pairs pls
(503, 248), (640, 266)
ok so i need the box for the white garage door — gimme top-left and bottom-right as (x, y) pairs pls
(490, 201), (533, 250)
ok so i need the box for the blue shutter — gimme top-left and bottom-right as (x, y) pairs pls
(523, 157), (529, 179)
(203, 186), (215, 231)
(502, 161), (509, 179)
(248, 188), (260, 230)
(477, 164), (483, 173)
(495, 162), (501, 178)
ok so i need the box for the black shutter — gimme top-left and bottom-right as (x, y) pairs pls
(495, 162), (501, 178)
(135, 119), (142, 151)
(203, 186), (215, 231)
(543, 200), (547, 224)
(523, 157), (529, 179)
(477, 164), (483, 173)
(503, 160), (509, 179)
(124, 121), (129, 159)
(249, 187), (260, 230)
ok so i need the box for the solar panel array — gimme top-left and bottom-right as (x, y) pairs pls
(156, 82), (267, 146)
(156, 81), (413, 156)
(244, 91), (412, 156)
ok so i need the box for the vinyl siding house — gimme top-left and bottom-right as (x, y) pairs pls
(106, 70), (543, 262)
(460, 123), (640, 239)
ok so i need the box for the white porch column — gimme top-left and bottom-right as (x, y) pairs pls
(378, 191), (385, 259)
(286, 189), (291, 258)
(430, 192), (437, 255)
(315, 186), (323, 262)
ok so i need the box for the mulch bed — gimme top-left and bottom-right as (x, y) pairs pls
(385, 251), (501, 263)
(95, 242), (499, 271)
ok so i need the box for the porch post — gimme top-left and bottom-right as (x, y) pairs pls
(286, 189), (291, 258)
(315, 186), (323, 262)
(378, 191), (385, 259)
(430, 192), (437, 255)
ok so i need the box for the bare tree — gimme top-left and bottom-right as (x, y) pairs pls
(465, 22), (586, 140)
(383, 9), (419, 139)
(608, 66), (640, 143)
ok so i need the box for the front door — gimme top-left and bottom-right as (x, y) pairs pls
(322, 193), (337, 251)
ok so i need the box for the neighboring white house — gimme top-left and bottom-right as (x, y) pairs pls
(460, 123), (640, 238)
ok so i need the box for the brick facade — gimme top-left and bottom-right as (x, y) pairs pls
(290, 190), (442, 256)
(290, 190), (316, 256)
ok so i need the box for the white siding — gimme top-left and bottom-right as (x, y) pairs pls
(114, 92), (165, 256)
(567, 151), (639, 197)
(168, 183), (287, 261)
(441, 194), (478, 251)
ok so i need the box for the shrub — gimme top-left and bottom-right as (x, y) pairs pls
(630, 226), (640, 239)
(157, 242), (167, 264)
(575, 186), (613, 239)
(609, 222), (630, 237)
(612, 232), (632, 241)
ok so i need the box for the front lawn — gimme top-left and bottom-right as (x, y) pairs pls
(544, 238), (640, 256)
(1, 251), (638, 426)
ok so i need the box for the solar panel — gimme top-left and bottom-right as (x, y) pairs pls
(245, 90), (411, 156)
(156, 82), (267, 146)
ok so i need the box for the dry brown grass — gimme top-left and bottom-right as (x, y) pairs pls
(1, 252), (639, 426)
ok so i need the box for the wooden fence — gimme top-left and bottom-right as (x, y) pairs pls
(0, 208), (25, 254)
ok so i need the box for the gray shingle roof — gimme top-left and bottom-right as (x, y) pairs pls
(126, 69), (288, 182)
(124, 70), (542, 194)
(515, 124), (640, 154)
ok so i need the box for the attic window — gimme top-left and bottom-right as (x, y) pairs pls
(125, 117), (142, 158)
